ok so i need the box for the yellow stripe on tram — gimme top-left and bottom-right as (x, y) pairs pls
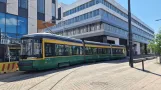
(112, 47), (125, 49)
(43, 38), (83, 46)
(85, 44), (111, 48)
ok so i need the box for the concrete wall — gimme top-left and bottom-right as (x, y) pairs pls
(45, 0), (52, 22)
(28, 0), (37, 34)
(7, 0), (18, 15)
(133, 42), (141, 55)
(107, 36), (119, 45)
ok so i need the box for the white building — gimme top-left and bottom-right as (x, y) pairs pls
(47, 0), (154, 55)
(0, 0), (57, 44)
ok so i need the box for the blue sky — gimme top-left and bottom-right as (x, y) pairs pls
(58, 0), (161, 33)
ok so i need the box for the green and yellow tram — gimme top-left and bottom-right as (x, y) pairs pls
(18, 33), (126, 71)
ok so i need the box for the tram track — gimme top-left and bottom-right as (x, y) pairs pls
(27, 61), (128, 90)
(27, 71), (60, 90)
(0, 59), (155, 90)
(46, 60), (155, 90)
(13, 61), (127, 90)
(0, 69), (64, 87)
(0, 61), (129, 88)
(49, 67), (81, 90)
(28, 60), (153, 90)
(47, 60), (155, 90)
(27, 66), (83, 90)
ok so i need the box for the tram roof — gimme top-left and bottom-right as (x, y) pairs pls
(22, 33), (125, 48)
(22, 33), (83, 43)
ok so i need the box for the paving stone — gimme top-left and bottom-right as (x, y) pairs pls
(0, 59), (160, 90)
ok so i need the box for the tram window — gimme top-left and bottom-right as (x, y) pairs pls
(116, 49), (119, 54)
(97, 48), (103, 54)
(80, 47), (83, 55)
(93, 48), (97, 54)
(34, 40), (42, 57)
(45, 43), (54, 57)
(112, 49), (116, 54)
(72, 46), (80, 55)
(119, 49), (123, 54)
(121, 49), (123, 54)
(55, 44), (64, 56)
(64, 45), (72, 56)
(107, 49), (111, 54)
(102, 48), (108, 54)
(116, 49), (118, 54)
(117, 49), (121, 54)
(86, 47), (92, 55)
(85, 47), (89, 55)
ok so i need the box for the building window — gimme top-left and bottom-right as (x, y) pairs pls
(18, 0), (28, 9)
(52, 3), (56, 17)
(0, 12), (5, 33)
(52, 0), (55, 3)
(0, 0), (6, 3)
(17, 16), (28, 36)
(38, 0), (45, 13)
(6, 14), (17, 34)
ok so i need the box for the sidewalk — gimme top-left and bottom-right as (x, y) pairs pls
(0, 58), (160, 90)
(52, 59), (161, 90)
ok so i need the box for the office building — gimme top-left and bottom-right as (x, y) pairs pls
(0, 0), (57, 44)
(48, 0), (154, 55)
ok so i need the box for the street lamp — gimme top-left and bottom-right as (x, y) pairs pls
(128, 0), (134, 67)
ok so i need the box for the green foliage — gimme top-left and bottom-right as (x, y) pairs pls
(148, 29), (161, 55)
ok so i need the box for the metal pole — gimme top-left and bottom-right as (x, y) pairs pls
(128, 0), (134, 67)
(0, 28), (1, 44)
(62, 18), (65, 36)
(142, 60), (144, 71)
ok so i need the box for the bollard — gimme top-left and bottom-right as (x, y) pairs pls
(142, 60), (144, 71)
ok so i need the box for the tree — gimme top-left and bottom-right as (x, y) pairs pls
(148, 29), (161, 55)
(148, 40), (157, 54)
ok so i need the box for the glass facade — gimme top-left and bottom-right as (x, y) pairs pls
(0, 12), (5, 33)
(54, 9), (99, 28)
(100, 9), (154, 40)
(63, 0), (154, 34)
(18, 0), (28, 9)
(0, 13), (28, 44)
(55, 22), (151, 44)
(6, 14), (17, 34)
(0, 0), (6, 3)
(37, 0), (45, 13)
(53, 9), (153, 42)
(17, 16), (28, 37)
(52, 3), (56, 17)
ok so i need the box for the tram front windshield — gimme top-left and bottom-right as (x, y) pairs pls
(21, 39), (42, 59)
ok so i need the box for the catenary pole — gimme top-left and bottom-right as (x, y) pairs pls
(128, 0), (134, 67)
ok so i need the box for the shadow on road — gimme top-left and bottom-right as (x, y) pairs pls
(0, 56), (155, 83)
(134, 67), (161, 77)
(0, 58), (129, 83)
